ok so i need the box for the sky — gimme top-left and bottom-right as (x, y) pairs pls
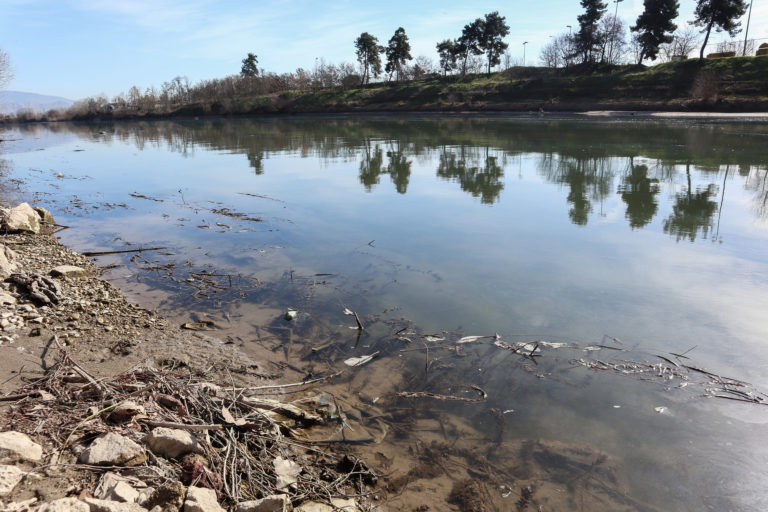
(1, 0), (766, 101)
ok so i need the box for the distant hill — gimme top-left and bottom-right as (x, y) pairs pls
(0, 90), (74, 115)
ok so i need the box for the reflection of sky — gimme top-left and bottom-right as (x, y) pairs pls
(5, 123), (768, 377)
(5, 120), (768, 510)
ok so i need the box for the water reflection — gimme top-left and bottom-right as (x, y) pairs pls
(619, 159), (660, 229)
(664, 164), (719, 242)
(11, 118), (768, 236)
(436, 146), (504, 204)
(7, 117), (768, 511)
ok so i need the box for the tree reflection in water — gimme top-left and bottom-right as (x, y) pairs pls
(663, 163), (719, 242)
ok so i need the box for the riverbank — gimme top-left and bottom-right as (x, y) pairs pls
(0, 203), (376, 511)
(4, 57), (767, 124)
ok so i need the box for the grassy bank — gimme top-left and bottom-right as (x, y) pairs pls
(164, 57), (768, 116)
(15, 57), (768, 122)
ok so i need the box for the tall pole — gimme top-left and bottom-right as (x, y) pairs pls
(608, 0), (624, 64)
(523, 41), (528, 66)
(567, 25), (572, 35)
(743, 0), (754, 56)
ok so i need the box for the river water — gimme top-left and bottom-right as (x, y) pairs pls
(2, 116), (768, 510)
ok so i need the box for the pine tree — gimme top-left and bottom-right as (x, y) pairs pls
(240, 53), (258, 77)
(631, 0), (680, 62)
(355, 33), (384, 85)
(385, 28), (412, 82)
(575, 0), (608, 63)
(691, 0), (748, 59)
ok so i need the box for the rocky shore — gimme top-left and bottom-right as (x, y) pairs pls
(0, 203), (375, 512)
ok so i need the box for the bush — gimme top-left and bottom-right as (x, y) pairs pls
(691, 70), (719, 102)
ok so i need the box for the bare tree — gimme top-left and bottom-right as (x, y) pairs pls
(716, 38), (755, 54)
(659, 28), (701, 61)
(598, 14), (628, 64)
(539, 33), (576, 68)
(0, 48), (12, 89)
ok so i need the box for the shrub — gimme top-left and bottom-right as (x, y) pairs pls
(691, 70), (719, 102)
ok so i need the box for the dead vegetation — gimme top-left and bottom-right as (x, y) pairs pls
(1, 337), (378, 509)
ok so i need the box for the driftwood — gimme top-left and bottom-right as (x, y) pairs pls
(82, 247), (167, 257)
(9, 272), (63, 304)
(396, 384), (488, 403)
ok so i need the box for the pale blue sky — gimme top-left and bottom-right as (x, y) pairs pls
(1, 0), (765, 100)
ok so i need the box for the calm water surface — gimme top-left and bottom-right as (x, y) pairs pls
(2, 116), (768, 510)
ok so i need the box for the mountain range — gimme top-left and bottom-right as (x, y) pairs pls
(0, 90), (75, 115)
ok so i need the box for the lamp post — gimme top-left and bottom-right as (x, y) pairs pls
(567, 25), (572, 35)
(523, 41), (528, 66)
(608, 0), (624, 63)
(743, 0), (754, 56)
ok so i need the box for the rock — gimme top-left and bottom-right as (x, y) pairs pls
(294, 500), (357, 512)
(140, 481), (185, 512)
(94, 473), (141, 503)
(0, 292), (16, 305)
(235, 495), (291, 512)
(50, 266), (89, 278)
(183, 487), (224, 512)
(79, 433), (147, 466)
(145, 428), (203, 459)
(1, 203), (41, 234)
(0, 465), (24, 497)
(273, 456), (301, 491)
(82, 498), (146, 512)
(4, 497), (38, 512)
(33, 206), (55, 226)
(0, 431), (44, 462)
(0, 245), (18, 277)
(38, 498), (90, 512)
(108, 401), (146, 423)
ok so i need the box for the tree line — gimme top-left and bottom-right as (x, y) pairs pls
(541, 0), (750, 67)
(1, 0), (756, 121)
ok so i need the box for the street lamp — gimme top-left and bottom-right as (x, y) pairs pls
(523, 41), (528, 66)
(567, 25), (572, 35)
(609, 0), (624, 63)
(743, 0), (754, 56)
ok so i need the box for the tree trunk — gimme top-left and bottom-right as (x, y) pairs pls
(699, 20), (714, 59)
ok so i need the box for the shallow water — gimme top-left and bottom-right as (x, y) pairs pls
(3, 115), (768, 510)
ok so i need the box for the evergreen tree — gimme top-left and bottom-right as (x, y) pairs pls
(436, 39), (458, 75)
(478, 12), (510, 74)
(691, 0), (748, 58)
(575, 0), (608, 63)
(457, 20), (483, 75)
(355, 33), (384, 85)
(240, 53), (259, 77)
(631, 0), (679, 62)
(385, 27), (413, 82)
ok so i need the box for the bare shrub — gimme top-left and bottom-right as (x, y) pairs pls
(691, 70), (719, 102)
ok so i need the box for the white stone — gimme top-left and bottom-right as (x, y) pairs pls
(0, 245), (18, 277)
(0, 292), (16, 305)
(50, 266), (89, 278)
(294, 500), (357, 512)
(82, 498), (146, 512)
(94, 473), (141, 503)
(0, 465), (24, 497)
(1, 203), (41, 234)
(38, 498), (90, 512)
(4, 497), (39, 512)
(273, 457), (301, 491)
(145, 428), (202, 459)
(79, 433), (146, 466)
(0, 431), (43, 462)
(235, 495), (290, 512)
(183, 487), (225, 512)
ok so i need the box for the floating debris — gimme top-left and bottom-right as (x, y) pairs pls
(344, 352), (379, 367)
